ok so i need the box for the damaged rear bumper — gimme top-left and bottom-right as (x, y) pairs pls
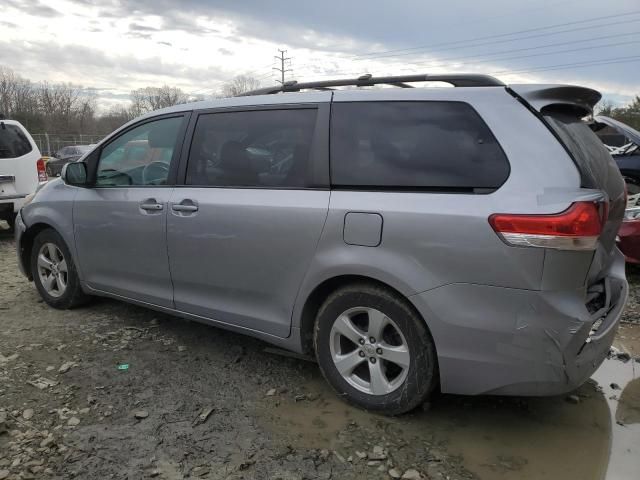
(409, 250), (628, 396)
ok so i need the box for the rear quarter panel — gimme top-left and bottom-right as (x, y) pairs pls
(293, 87), (588, 337)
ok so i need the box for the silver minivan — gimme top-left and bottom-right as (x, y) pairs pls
(14, 74), (628, 414)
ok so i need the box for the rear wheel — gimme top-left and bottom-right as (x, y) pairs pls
(31, 229), (89, 309)
(314, 284), (437, 415)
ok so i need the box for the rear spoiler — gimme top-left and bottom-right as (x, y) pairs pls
(507, 84), (602, 117)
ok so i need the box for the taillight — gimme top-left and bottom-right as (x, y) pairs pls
(36, 158), (47, 182)
(489, 201), (606, 251)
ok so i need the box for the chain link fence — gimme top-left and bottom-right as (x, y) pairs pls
(31, 133), (106, 157)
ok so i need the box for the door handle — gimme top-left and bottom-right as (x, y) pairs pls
(171, 204), (198, 212)
(171, 200), (199, 213)
(140, 203), (163, 211)
(139, 200), (164, 211)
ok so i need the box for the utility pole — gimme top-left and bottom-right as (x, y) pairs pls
(273, 49), (293, 85)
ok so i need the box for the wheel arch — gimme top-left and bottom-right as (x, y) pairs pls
(297, 274), (435, 357)
(20, 222), (59, 280)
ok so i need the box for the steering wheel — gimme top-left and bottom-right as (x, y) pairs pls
(142, 161), (170, 185)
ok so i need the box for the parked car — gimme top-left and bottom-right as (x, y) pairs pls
(0, 117), (47, 230)
(14, 74), (627, 414)
(46, 145), (93, 177)
(593, 115), (640, 193)
(617, 192), (640, 263)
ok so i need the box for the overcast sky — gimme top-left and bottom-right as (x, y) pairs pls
(1, 0), (639, 112)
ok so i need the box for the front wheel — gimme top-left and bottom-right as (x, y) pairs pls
(314, 284), (437, 415)
(31, 229), (89, 309)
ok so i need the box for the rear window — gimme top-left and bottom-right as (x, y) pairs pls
(330, 101), (509, 191)
(0, 123), (33, 159)
(544, 109), (613, 188)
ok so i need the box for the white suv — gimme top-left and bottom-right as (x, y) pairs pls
(0, 118), (47, 229)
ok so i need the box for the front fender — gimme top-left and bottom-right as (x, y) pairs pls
(20, 179), (81, 280)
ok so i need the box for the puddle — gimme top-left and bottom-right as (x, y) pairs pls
(595, 358), (640, 480)
(258, 328), (640, 480)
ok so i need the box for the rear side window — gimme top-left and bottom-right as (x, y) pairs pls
(330, 102), (509, 191)
(543, 110), (612, 188)
(186, 109), (317, 188)
(0, 123), (33, 159)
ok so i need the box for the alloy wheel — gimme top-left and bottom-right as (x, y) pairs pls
(37, 242), (68, 298)
(329, 307), (410, 395)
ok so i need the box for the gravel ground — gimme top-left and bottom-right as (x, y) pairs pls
(622, 264), (640, 324)
(0, 228), (473, 480)
(1, 224), (639, 480)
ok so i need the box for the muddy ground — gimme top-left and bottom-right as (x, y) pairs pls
(1, 223), (639, 480)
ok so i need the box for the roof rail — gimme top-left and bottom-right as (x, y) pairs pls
(239, 73), (504, 96)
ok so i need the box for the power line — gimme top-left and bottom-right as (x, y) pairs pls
(289, 54), (640, 86)
(490, 54), (640, 75)
(273, 49), (293, 85)
(288, 22), (640, 81)
(354, 17), (640, 61)
(353, 10), (640, 60)
(404, 39), (640, 71)
(403, 31), (639, 68)
(291, 32), (640, 80)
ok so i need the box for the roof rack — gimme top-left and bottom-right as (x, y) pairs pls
(240, 73), (504, 96)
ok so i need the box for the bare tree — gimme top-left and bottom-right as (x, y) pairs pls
(595, 99), (615, 117)
(130, 85), (189, 115)
(221, 75), (261, 97)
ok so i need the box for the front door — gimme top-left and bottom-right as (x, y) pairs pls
(74, 115), (187, 307)
(167, 107), (330, 337)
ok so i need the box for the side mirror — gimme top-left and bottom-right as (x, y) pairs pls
(61, 162), (88, 186)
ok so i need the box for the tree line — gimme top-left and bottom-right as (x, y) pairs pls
(595, 96), (640, 131)
(4, 63), (638, 135)
(0, 66), (261, 135)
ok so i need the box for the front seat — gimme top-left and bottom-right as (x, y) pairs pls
(218, 141), (257, 186)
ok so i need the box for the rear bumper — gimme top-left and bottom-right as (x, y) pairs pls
(0, 194), (26, 213)
(410, 249), (627, 396)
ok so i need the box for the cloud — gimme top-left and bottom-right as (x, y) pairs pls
(126, 32), (153, 40)
(6, 0), (62, 17)
(3, 0), (639, 109)
(0, 39), (230, 88)
(129, 22), (159, 32)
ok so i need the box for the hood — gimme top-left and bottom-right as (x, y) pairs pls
(594, 115), (640, 147)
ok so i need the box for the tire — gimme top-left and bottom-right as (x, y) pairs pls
(314, 283), (437, 415)
(31, 228), (89, 309)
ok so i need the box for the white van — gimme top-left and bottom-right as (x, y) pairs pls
(0, 119), (47, 229)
